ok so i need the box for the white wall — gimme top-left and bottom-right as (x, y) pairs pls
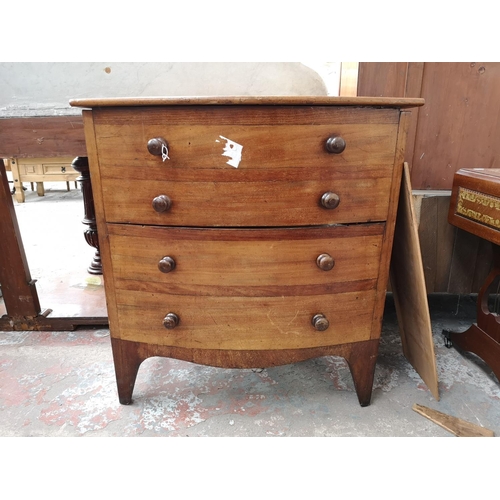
(0, 62), (337, 117)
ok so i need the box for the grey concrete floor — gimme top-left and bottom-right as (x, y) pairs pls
(1, 181), (500, 438)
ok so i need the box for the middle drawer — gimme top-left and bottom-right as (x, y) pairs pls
(108, 223), (384, 297)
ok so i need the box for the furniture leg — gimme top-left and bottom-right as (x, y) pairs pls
(71, 156), (102, 275)
(109, 339), (381, 406)
(36, 182), (44, 197)
(110, 338), (147, 405)
(344, 339), (379, 407)
(443, 244), (500, 381)
(8, 158), (25, 203)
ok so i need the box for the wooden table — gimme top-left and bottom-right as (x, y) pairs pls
(445, 168), (500, 381)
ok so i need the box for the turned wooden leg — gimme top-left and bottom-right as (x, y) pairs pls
(110, 338), (148, 405)
(343, 340), (379, 407)
(71, 156), (102, 275)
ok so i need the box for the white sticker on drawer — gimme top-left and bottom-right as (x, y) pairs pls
(217, 135), (243, 168)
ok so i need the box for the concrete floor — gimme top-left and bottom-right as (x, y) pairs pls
(1, 181), (500, 437)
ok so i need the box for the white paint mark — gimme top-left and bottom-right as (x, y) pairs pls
(219, 135), (243, 168)
(161, 143), (170, 162)
(420, 152), (425, 160)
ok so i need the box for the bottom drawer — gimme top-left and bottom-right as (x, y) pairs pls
(115, 288), (377, 350)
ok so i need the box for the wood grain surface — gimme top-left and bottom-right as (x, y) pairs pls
(114, 289), (376, 350)
(108, 224), (384, 294)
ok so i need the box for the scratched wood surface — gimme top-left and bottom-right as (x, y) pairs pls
(108, 224), (383, 294)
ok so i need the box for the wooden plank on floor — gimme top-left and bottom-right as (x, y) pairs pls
(413, 404), (494, 437)
(390, 163), (439, 400)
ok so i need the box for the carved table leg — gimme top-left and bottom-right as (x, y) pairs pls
(71, 156), (102, 275)
(444, 244), (500, 381)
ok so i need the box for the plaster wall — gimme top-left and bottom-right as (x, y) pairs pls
(0, 62), (334, 117)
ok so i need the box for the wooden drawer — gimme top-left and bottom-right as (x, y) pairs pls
(108, 223), (384, 295)
(92, 106), (399, 169)
(15, 157), (79, 180)
(100, 166), (392, 226)
(114, 289), (376, 350)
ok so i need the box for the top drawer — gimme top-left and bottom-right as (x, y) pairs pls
(91, 106), (400, 226)
(92, 106), (399, 168)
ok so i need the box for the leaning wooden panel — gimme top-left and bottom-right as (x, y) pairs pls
(390, 163), (439, 400)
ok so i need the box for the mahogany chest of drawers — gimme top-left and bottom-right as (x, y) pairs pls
(70, 96), (423, 406)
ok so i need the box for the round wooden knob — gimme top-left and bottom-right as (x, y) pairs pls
(312, 313), (329, 331)
(325, 136), (346, 154)
(152, 195), (172, 213)
(316, 253), (335, 271)
(320, 192), (340, 209)
(158, 256), (176, 273)
(147, 137), (168, 156)
(163, 313), (179, 329)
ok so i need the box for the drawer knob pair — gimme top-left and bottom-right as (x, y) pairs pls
(325, 136), (346, 154)
(164, 312), (328, 331)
